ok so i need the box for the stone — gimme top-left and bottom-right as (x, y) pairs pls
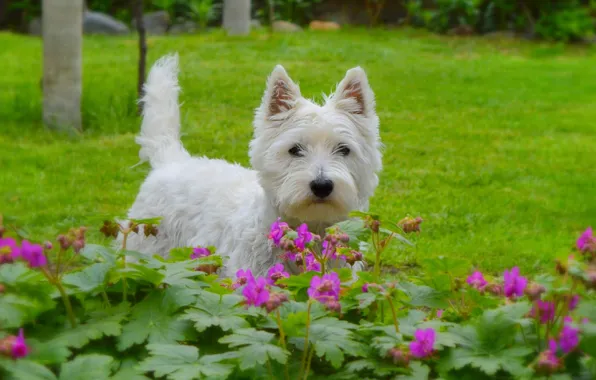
(272, 20), (302, 33)
(223, 0), (251, 36)
(309, 20), (340, 31)
(168, 21), (199, 35)
(136, 11), (170, 35)
(447, 24), (474, 36)
(83, 11), (129, 35)
(28, 17), (41, 35)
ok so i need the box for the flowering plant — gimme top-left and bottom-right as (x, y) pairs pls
(0, 212), (595, 379)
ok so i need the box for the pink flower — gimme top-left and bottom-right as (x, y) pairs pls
(559, 317), (579, 353)
(20, 240), (47, 268)
(11, 329), (28, 359)
(569, 295), (580, 311)
(466, 271), (487, 290)
(503, 267), (527, 298)
(305, 254), (321, 272)
(409, 328), (435, 358)
(266, 263), (289, 286)
(242, 276), (270, 307)
(536, 339), (560, 374)
(190, 247), (211, 259)
(268, 218), (288, 246)
(0, 237), (20, 264)
(308, 272), (341, 303)
(530, 301), (555, 324)
(294, 223), (313, 251)
(362, 283), (369, 293)
(232, 268), (254, 290)
(436, 309), (444, 318)
(577, 227), (594, 251)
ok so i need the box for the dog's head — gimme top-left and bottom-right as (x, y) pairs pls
(250, 66), (382, 225)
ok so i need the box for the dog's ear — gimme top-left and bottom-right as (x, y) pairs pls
(329, 67), (375, 118)
(259, 65), (301, 120)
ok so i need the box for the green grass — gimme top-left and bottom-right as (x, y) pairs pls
(1, 28), (595, 274)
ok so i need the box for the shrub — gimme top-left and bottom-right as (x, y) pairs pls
(0, 212), (595, 379)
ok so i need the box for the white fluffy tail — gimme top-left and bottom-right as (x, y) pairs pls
(136, 53), (190, 168)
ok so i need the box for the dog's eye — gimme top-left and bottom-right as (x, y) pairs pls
(335, 144), (351, 156)
(288, 144), (304, 157)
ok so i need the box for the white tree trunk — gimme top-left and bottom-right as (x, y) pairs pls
(42, 0), (83, 132)
(223, 0), (251, 36)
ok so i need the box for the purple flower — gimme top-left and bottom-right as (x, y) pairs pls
(268, 218), (288, 246)
(466, 271), (487, 290)
(232, 268), (254, 290)
(530, 301), (555, 324)
(362, 283), (369, 293)
(190, 247), (211, 259)
(559, 317), (580, 353)
(436, 309), (444, 318)
(577, 227), (593, 251)
(294, 223), (313, 251)
(242, 276), (270, 307)
(266, 263), (289, 286)
(308, 272), (341, 302)
(304, 254), (321, 272)
(536, 339), (560, 374)
(503, 267), (527, 298)
(409, 328), (436, 358)
(11, 329), (28, 359)
(20, 240), (47, 268)
(0, 237), (20, 264)
(569, 295), (580, 311)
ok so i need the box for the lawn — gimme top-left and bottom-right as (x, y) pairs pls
(1, 28), (595, 274)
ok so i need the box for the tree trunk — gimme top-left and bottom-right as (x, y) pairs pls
(133, 0), (147, 115)
(42, 0), (83, 132)
(223, 0), (251, 36)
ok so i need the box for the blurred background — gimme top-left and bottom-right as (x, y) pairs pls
(1, 0), (595, 274)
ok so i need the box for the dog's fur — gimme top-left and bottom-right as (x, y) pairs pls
(121, 54), (382, 278)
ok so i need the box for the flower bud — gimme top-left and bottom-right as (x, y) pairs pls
(339, 233), (350, 243)
(72, 240), (84, 254)
(524, 282), (546, 301)
(485, 283), (503, 296)
(555, 259), (567, 275)
(43, 241), (53, 251)
(0, 226), (5, 238)
(370, 219), (380, 233)
(144, 224), (159, 237)
(196, 264), (219, 274)
(0, 284), (5, 293)
(264, 292), (288, 313)
(388, 347), (410, 366)
(57, 234), (71, 250)
(398, 216), (423, 233)
(99, 220), (120, 239)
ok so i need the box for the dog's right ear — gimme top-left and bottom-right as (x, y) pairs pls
(258, 65), (301, 121)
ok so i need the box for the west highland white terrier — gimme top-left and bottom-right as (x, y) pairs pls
(121, 54), (382, 278)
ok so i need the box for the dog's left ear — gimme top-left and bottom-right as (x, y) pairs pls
(329, 67), (376, 118)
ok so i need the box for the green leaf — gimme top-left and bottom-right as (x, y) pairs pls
(308, 317), (364, 368)
(80, 244), (117, 265)
(333, 219), (371, 249)
(219, 328), (289, 370)
(117, 292), (192, 351)
(181, 292), (248, 332)
(109, 263), (165, 287)
(398, 361), (430, 380)
(1, 359), (57, 380)
(580, 322), (596, 357)
(129, 216), (162, 225)
(62, 262), (111, 294)
(59, 354), (114, 380)
(398, 282), (449, 309)
(138, 344), (235, 380)
(439, 346), (532, 377)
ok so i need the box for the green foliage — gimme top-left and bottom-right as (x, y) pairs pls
(535, 6), (595, 42)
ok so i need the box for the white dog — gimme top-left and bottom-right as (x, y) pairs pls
(121, 54), (382, 278)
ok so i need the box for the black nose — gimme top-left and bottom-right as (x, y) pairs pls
(310, 178), (334, 199)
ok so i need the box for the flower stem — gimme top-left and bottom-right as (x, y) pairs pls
(385, 293), (400, 334)
(41, 267), (77, 328)
(303, 346), (315, 380)
(300, 301), (312, 378)
(276, 309), (290, 380)
(266, 357), (274, 380)
(55, 280), (77, 328)
(102, 291), (111, 307)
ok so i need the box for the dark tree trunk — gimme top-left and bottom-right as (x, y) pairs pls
(134, 0), (147, 115)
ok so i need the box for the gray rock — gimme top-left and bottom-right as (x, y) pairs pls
(28, 17), (41, 36)
(272, 20), (302, 33)
(135, 11), (170, 35)
(83, 11), (129, 35)
(169, 21), (199, 35)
